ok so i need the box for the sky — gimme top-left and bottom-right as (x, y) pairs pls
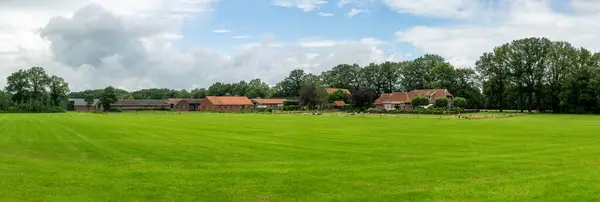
(1, 0), (600, 91)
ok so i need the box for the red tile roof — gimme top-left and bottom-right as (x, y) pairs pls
(333, 100), (345, 107)
(205, 96), (254, 106)
(326, 88), (351, 95)
(375, 89), (453, 104)
(252, 98), (287, 105)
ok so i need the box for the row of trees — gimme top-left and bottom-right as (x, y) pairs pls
(0, 67), (69, 112)
(70, 79), (273, 100)
(59, 37), (600, 114)
(476, 37), (600, 113)
(70, 55), (483, 109)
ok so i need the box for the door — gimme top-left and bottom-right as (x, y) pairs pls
(189, 104), (197, 111)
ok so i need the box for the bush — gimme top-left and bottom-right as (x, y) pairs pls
(253, 107), (273, 113)
(283, 100), (299, 106)
(454, 97), (468, 108)
(411, 97), (430, 107)
(282, 106), (301, 111)
(435, 98), (449, 108)
(342, 104), (352, 110)
(367, 107), (479, 115)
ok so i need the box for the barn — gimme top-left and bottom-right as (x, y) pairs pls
(110, 99), (171, 111)
(168, 98), (204, 111)
(69, 98), (99, 111)
(199, 96), (254, 111)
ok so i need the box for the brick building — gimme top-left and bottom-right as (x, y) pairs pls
(69, 98), (99, 111)
(110, 99), (171, 111)
(252, 98), (287, 108)
(200, 96), (254, 111)
(168, 98), (203, 111)
(375, 89), (453, 110)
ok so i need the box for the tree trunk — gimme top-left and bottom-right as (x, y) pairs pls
(528, 90), (533, 113)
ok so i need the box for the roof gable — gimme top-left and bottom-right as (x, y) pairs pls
(70, 98), (99, 106)
(252, 98), (287, 105)
(332, 100), (345, 107)
(326, 88), (351, 95)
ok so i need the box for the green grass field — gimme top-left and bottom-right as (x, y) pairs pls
(1, 113), (599, 201)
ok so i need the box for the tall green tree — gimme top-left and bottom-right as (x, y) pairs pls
(84, 94), (95, 110)
(98, 86), (118, 111)
(48, 75), (69, 107)
(5, 69), (31, 104)
(274, 69), (308, 97)
(298, 82), (327, 109)
(401, 54), (445, 90)
(322, 64), (361, 90)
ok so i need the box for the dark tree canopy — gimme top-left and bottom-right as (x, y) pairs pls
(476, 37), (600, 113)
(98, 86), (118, 111)
(3, 67), (69, 112)
(298, 82), (327, 109)
(84, 94), (95, 110)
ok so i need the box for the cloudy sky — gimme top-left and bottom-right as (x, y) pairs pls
(1, 0), (599, 91)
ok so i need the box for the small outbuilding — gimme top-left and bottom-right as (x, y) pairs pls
(69, 98), (99, 111)
(252, 98), (287, 108)
(168, 98), (204, 111)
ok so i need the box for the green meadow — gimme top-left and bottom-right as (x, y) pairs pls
(1, 113), (599, 201)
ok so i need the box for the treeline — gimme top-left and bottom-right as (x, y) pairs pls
(70, 55), (483, 109)
(63, 37), (600, 114)
(69, 79), (273, 100)
(0, 67), (69, 112)
(476, 37), (600, 113)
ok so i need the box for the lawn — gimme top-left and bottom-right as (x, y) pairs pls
(0, 112), (599, 201)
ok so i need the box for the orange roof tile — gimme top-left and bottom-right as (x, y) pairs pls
(252, 98), (287, 105)
(205, 96), (253, 106)
(326, 88), (351, 95)
(333, 100), (345, 107)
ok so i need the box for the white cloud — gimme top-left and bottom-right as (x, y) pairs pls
(232, 35), (252, 39)
(271, 0), (328, 12)
(213, 29), (231, 33)
(394, 0), (600, 68)
(382, 0), (483, 19)
(318, 12), (335, 16)
(347, 8), (367, 18)
(0, 1), (398, 91)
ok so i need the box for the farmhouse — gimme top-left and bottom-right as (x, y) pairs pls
(111, 99), (171, 111)
(326, 88), (351, 95)
(200, 96), (254, 111)
(69, 98), (99, 111)
(375, 89), (453, 110)
(252, 98), (287, 108)
(168, 98), (203, 111)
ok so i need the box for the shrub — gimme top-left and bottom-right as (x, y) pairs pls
(411, 97), (429, 107)
(435, 98), (449, 108)
(282, 106), (301, 111)
(454, 97), (468, 108)
(283, 100), (299, 106)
